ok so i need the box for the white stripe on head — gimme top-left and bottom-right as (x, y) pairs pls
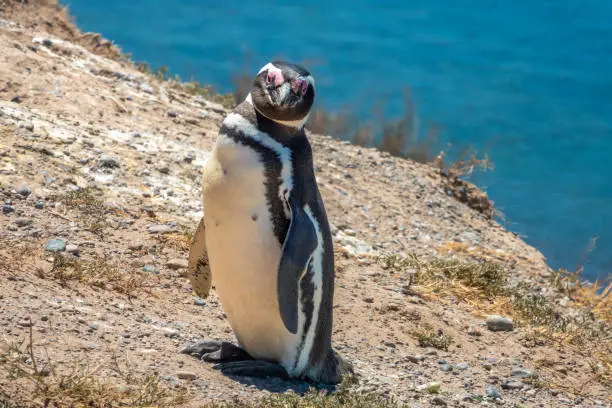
(222, 113), (294, 217)
(302, 75), (315, 91)
(294, 204), (324, 374)
(258, 62), (282, 76)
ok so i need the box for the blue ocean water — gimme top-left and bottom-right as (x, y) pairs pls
(62, 1), (611, 281)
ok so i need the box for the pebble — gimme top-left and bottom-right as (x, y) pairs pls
(486, 386), (502, 399)
(147, 224), (174, 234)
(486, 315), (514, 332)
(510, 367), (535, 378)
(128, 243), (144, 251)
(176, 371), (197, 380)
(2, 204), (15, 214)
(467, 326), (482, 336)
(158, 163), (170, 174)
(455, 362), (470, 371)
(17, 319), (33, 327)
(66, 244), (79, 256)
(34, 200), (44, 209)
(194, 297), (206, 306)
(163, 328), (180, 338)
(140, 82), (154, 94)
(167, 111), (178, 118)
(17, 185), (31, 197)
(99, 154), (120, 168)
(166, 259), (188, 270)
(431, 396), (447, 406)
(408, 355), (424, 363)
(427, 382), (440, 394)
(14, 218), (33, 227)
(143, 265), (157, 274)
(44, 239), (66, 252)
(440, 364), (453, 372)
(501, 380), (523, 390)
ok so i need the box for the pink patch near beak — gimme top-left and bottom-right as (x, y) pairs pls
(266, 70), (285, 87)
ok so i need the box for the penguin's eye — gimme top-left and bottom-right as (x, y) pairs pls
(292, 78), (308, 96)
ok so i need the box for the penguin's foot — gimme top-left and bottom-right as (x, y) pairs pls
(180, 340), (253, 363)
(213, 360), (290, 380)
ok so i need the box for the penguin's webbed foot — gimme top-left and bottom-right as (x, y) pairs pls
(213, 360), (290, 380)
(180, 340), (253, 363)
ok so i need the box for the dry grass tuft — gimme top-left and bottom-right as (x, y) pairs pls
(412, 325), (453, 351)
(49, 187), (109, 236)
(36, 253), (151, 298)
(378, 253), (611, 385)
(378, 253), (507, 302)
(204, 377), (398, 408)
(0, 328), (189, 407)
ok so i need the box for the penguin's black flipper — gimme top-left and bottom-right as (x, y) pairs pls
(187, 217), (212, 298)
(277, 195), (318, 334)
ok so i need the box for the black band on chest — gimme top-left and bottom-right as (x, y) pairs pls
(223, 127), (291, 246)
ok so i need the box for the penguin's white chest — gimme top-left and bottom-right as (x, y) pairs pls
(201, 138), (297, 364)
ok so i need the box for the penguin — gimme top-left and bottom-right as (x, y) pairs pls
(182, 61), (351, 384)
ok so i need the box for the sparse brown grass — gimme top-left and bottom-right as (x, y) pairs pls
(202, 377), (399, 408)
(411, 324), (453, 351)
(49, 187), (109, 236)
(36, 253), (151, 298)
(0, 328), (189, 407)
(378, 253), (611, 386)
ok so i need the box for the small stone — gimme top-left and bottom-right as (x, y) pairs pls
(128, 243), (144, 251)
(11, 95), (22, 103)
(147, 224), (174, 234)
(66, 244), (79, 256)
(17, 185), (31, 197)
(167, 111), (178, 118)
(455, 362), (470, 371)
(166, 259), (188, 270)
(14, 218), (33, 227)
(408, 355), (424, 363)
(2, 204), (15, 214)
(440, 364), (453, 372)
(486, 315), (514, 332)
(501, 380), (523, 390)
(486, 386), (502, 399)
(164, 328), (180, 338)
(99, 154), (120, 168)
(363, 297), (374, 303)
(194, 297), (206, 306)
(467, 326), (482, 336)
(184, 152), (196, 163)
(431, 396), (447, 406)
(427, 382), (441, 394)
(510, 367), (535, 378)
(140, 82), (154, 94)
(44, 239), (66, 252)
(34, 200), (44, 209)
(143, 265), (157, 274)
(17, 319), (34, 327)
(176, 371), (197, 380)
(158, 163), (170, 174)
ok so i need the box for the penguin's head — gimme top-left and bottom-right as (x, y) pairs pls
(249, 61), (315, 128)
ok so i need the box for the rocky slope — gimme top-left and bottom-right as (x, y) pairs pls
(0, 2), (609, 407)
